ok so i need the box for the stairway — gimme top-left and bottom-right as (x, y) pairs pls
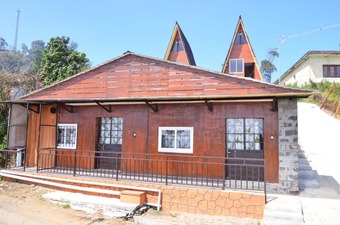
(298, 150), (320, 190)
(0, 170), (161, 210)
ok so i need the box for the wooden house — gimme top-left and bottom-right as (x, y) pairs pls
(222, 16), (262, 81)
(5, 51), (313, 194)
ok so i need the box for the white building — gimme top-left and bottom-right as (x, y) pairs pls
(275, 51), (340, 86)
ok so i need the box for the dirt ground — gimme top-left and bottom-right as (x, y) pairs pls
(0, 180), (133, 225)
(0, 180), (260, 225)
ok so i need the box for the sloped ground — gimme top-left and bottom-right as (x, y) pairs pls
(298, 102), (340, 188)
(0, 180), (134, 225)
(0, 180), (260, 225)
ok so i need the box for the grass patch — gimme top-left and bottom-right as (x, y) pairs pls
(97, 217), (105, 222)
(62, 203), (71, 209)
(289, 81), (340, 102)
(170, 213), (177, 218)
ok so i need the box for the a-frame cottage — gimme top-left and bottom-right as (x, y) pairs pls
(222, 16), (262, 81)
(164, 22), (196, 66)
(1, 21), (314, 219)
(2, 52), (313, 217)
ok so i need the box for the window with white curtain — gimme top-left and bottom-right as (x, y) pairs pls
(158, 127), (193, 154)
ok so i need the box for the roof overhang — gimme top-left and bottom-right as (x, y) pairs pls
(4, 91), (316, 106)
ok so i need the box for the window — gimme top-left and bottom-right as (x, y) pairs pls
(57, 124), (77, 149)
(234, 31), (247, 45)
(226, 118), (263, 151)
(99, 117), (123, 144)
(323, 65), (340, 77)
(158, 127), (193, 154)
(171, 39), (184, 52)
(229, 58), (244, 74)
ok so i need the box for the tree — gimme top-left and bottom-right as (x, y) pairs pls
(38, 36), (90, 86)
(29, 40), (45, 74)
(261, 49), (279, 83)
(0, 37), (8, 51)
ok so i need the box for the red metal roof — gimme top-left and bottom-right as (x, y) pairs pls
(20, 52), (312, 102)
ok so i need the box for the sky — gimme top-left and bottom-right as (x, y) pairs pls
(1, 0), (339, 82)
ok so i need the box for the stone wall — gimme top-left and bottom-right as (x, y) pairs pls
(268, 98), (299, 194)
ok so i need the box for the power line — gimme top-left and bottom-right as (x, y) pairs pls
(278, 23), (340, 85)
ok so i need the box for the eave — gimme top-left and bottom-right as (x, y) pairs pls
(6, 91), (316, 105)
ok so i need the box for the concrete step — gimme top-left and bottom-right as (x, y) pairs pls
(297, 150), (306, 158)
(298, 158), (310, 165)
(43, 191), (136, 217)
(298, 163), (312, 171)
(299, 178), (320, 189)
(299, 170), (317, 179)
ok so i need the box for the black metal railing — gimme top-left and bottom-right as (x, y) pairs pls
(34, 149), (265, 192)
(1, 148), (265, 195)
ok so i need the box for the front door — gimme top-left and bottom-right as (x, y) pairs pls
(97, 117), (123, 170)
(226, 118), (264, 180)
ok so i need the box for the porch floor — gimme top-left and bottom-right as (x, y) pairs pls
(4, 167), (265, 193)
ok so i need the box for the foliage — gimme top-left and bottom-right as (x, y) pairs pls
(38, 36), (90, 86)
(0, 51), (32, 75)
(0, 37), (8, 51)
(0, 37), (44, 165)
(261, 49), (279, 83)
(30, 40), (45, 74)
(287, 80), (340, 102)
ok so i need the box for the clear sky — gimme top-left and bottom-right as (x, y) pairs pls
(1, 0), (339, 82)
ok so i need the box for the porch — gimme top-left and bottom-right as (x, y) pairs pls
(1, 148), (266, 193)
(1, 148), (267, 218)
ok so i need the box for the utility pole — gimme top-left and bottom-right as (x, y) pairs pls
(13, 9), (20, 51)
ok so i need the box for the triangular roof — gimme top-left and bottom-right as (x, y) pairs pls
(18, 52), (313, 103)
(164, 22), (196, 66)
(221, 16), (263, 80)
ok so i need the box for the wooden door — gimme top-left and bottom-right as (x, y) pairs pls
(226, 118), (264, 181)
(97, 117), (123, 170)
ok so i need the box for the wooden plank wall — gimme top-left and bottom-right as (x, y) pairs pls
(46, 101), (278, 182)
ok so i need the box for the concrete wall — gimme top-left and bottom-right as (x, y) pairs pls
(268, 98), (299, 194)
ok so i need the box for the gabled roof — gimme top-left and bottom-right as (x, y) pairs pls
(164, 22), (196, 66)
(221, 16), (263, 80)
(17, 52), (313, 104)
(275, 50), (340, 84)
